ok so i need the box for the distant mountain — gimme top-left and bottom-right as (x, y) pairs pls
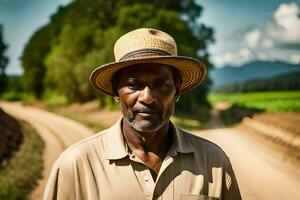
(209, 60), (300, 88)
(213, 71), (300, 93)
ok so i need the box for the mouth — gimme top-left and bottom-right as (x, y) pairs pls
(135, 110), (159, 118)
(137, 111), (158, 115)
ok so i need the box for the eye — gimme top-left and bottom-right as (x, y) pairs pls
(127, 83), (138, 90)
(126, 81), (144, 91)
(154, 80), (171, 90)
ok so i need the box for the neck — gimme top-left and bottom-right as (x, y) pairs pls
(122, 119), (172, 159)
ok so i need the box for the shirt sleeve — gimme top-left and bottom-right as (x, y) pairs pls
(222, 156), (242, 200)
(43, 157), (77, 200)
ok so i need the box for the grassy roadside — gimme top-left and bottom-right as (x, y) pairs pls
(171, 113), (207, 130)
(208, 91), (300, 127)
(0, 121), (44, 200)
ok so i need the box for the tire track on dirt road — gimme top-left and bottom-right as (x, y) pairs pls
(194, 108), (300, 200)
(0, 102), (93, 200)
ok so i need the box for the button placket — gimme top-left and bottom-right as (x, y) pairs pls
(141, 169), (155, 200)
(152, 147), (176, 200)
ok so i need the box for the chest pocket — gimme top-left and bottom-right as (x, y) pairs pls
(180, 194), (219, 200)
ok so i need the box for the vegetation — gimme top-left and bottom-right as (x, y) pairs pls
(214, 71), (300, 93)
(0, 122), (44, 200)
(0, 109), (23, 164)
(209, 91), (300, 112)
(21, 0), (214, 113)
(0, 24), (9, 95)
(219, 104), (262, 126)
(171, 115), (205, 130)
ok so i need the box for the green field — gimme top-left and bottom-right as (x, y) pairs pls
(208, 91), (300, 112)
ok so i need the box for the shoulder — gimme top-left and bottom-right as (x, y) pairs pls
(54, 128), (110, 168)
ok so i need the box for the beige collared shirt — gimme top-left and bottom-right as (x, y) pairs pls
(43, 118), (241, 200)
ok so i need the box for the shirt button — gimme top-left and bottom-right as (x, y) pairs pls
(144, 175), (149, 182)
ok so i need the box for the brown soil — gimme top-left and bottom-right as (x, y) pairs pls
(250, 111), (300, 136)
(0, 108), (23, 166)
(58, 101), (122, 128)
(238, 111), (300, 164)
(195, 108), (300, 200)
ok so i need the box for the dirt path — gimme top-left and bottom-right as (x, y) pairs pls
(1, 102), (300, 199)
(0, 102), (93, 200)
(194, 109), (300, 200)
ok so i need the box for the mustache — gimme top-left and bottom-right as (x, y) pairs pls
(132, 105), (160, 114)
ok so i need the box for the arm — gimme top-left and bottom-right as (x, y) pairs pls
(43, 158), (77, 200)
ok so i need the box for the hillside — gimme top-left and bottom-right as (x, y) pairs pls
(213, 71), (300, 93)
(0, 108), (23, 165)
(209, 60), (300, 88)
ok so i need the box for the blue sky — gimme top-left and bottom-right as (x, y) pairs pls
(199, 0), (300, 67)
(0, 0), (299, 75)
(0, 0), (71, 74)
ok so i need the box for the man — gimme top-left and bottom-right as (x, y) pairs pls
(44, 28), (242, 200)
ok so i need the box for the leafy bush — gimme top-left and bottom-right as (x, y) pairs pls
(220, 104), (263, 126)
(42, 90), (69, 108)
(1, 92), (34, 102)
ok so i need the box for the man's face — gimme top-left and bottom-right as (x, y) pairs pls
(116, 63), (179, 133)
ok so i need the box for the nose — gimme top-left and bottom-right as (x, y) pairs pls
(138, 86), (157, 105)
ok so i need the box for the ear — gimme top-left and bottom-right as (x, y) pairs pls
(175, 86), (181, 103)
(114, 96), (120, 103)
(175, 94), (180, 102)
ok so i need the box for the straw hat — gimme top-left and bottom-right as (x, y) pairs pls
(90, 28), (206, 96)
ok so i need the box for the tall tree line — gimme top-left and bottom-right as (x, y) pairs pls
(21, 0), (214, 113)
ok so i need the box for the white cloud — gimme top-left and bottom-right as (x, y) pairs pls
(213, 2), (300, 67)
(266, 3), (300, 46)
(289, 54), (300, 63)
(213, 48), (255, 67)
(245, 29), (261, 48)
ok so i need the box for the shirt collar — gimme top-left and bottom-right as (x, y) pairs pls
(171, 123), (194, 154)
(103, 117), (194, 160)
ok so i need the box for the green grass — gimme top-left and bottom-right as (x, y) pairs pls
(0, 122), (44, 200)
(1, 92), (35, 102)
(208, 91), (300, 112)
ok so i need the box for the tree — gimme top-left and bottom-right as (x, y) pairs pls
(21, 6), (69, 98)
(22, 0), (214, 113)
(21, 26), (51, 98)
(0, 24), (9, 94)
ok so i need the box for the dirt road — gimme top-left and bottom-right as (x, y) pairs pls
(195, 128), (300, 200)
(1, 102), (300, 199)
(195, 107), (300, 200)
(0, 102), (93, 200)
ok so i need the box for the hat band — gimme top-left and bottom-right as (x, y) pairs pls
(119, 48), (171, 61)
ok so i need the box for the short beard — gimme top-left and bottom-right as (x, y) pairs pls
(122, 104), (174, 133)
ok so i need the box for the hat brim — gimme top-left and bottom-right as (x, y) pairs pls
(90, 56), (206, 96)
